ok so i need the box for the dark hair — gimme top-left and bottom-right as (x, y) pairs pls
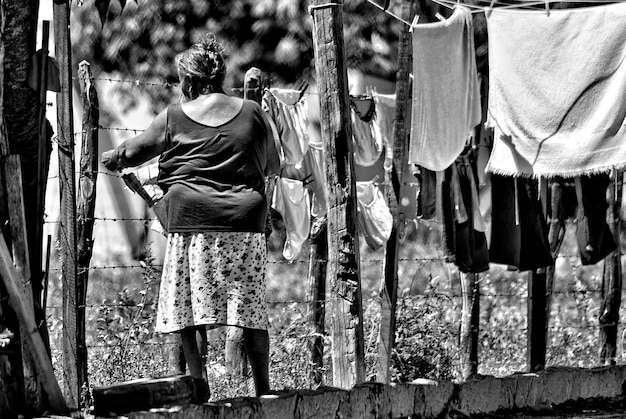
(176, 34), (226, 93)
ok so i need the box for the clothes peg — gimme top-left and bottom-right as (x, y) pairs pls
(485, 0), (496, 18)
(409, 14), (419, 33)
(435, 12), (445, 22)
(545, 1), (550, 17)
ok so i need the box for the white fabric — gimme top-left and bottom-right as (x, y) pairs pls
(272, 177), (311, 260)
(486, 2), (626, 177)
(409, 6), (481, 171)
(356, 180), (393, 250)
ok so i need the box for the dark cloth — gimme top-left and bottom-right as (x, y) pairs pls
(489, 175), (553, 271)
(158, 100), (275, 233)
(416, 165), (437, 220)
(574, 174), (616, 265)
(441, 156), (490, 274)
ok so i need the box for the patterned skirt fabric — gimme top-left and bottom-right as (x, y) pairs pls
(156, 232), (268, 333)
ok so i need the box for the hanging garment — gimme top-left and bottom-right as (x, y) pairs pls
(372, 93), (396, 172)
(441, 155), (489, 273)
(301, 140), (327, 217)
(262, 89), (310, 165)
(351, 97), (382, 167)
(356, 180), (393, 250)
(409, 6), (481, 171)
(485, 3), (626, 177)
(489, 175), (553, 271)
(574, 174), (616, 265)
(272, 177), (311, 261)
(414, 165), (438, 220)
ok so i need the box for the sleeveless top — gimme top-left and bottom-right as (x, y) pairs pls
(158, 100), (270, 233)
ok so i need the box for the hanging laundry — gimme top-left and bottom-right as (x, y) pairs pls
(441, 154), (489, 274)
(486, 3), (626, 177)
(372, 92), (396, 172)
(351, 96), (382, 167)
(489, 175), (553, 272)
(356, 180), (393, 250)
(272, 177), (311, 261)
(262, 89), (310, 166)
(414, 165), (437, 221)
(409, 6), (481, 172)
(301, 140), (327, 217)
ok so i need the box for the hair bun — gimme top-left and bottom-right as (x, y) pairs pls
(199, 33), (224, 55)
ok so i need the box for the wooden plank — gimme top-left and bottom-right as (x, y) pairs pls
(76, 60), (99, 394)
(0, 230), (68, 413)
(376, 0), (413, 384)
(310, 0), (365, 388)
(91, 375), (206, 416)
(459, 272), (480, 378)
(600, 170), (623, 365)
(308, 217), (327, 386)
(53, 0), (79, 408)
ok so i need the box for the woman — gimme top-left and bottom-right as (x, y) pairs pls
(102, 34), (280, 398)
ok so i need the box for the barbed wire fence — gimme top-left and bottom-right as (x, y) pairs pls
(41, 75), (626, 401)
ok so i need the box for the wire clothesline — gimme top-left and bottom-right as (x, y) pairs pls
(369, 0), (625, 26)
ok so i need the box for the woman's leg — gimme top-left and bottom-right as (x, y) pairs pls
(181, 326), (208, 380)
(242, 327), (270, 395)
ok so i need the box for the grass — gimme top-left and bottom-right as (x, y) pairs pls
(45, 217), (626, 404)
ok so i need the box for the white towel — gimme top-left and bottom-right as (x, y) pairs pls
(486, 2), (626, 177)
(409, 6), (481, 171)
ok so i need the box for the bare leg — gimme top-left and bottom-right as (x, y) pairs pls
(181, 326), (208, 380)
(242, 327), (270, 396)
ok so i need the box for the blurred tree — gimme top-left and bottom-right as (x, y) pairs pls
(71, 0), (403, 113)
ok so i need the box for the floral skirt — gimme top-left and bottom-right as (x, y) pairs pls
(156, 232), (268, 333)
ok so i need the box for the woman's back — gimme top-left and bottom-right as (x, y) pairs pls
(158, 97), (272, 233)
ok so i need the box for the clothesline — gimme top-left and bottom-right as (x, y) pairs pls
(368, 0), (625, 25)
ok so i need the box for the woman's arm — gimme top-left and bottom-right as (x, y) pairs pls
(101, 108), (168, 171)
(262, 113), (281, 177)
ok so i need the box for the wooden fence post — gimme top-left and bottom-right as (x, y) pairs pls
(600, 170), (623, 364)
(53, 0), (79, 408)
(310, 0), (366, 388)
(76, 60), (99, 398)
(459, 272), (480, 378)
(224, 67), (266, 393)
(528, 268), (547, 372)
(308, 217), (327, 386)
(376, 0), (413, 384)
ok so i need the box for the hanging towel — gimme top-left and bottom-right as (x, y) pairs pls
(486, 3), (626, 177)
(409, 6), (481, 172)
(356, 180), (393, 250)
(272, 177), (311, 261)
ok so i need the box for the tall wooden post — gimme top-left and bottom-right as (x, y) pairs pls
(376, 0), (413, 384)
(54, 0), (79, 408)
(310, 0), (365, 388)
(225, 68), (266, 393)
(76, 61), (99, 398)
(308, 217), (327, 386)
(600, 170), (623, 365)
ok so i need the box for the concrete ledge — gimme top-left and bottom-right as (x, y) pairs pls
(105, 365), (626, 418)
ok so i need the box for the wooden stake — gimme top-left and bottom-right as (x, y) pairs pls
(600, 170), (623, 365)
(0, 230), (68, 413)
(459, 272), (480, 378)
(528, 268), (547, 372)
(76, 60), (99, 399)
(377, 0), (413, 384)
(310, 0), (365, 388)
(53, 0), (79, 408)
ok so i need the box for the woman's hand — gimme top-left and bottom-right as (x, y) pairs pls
(101, 149), (120, 171)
